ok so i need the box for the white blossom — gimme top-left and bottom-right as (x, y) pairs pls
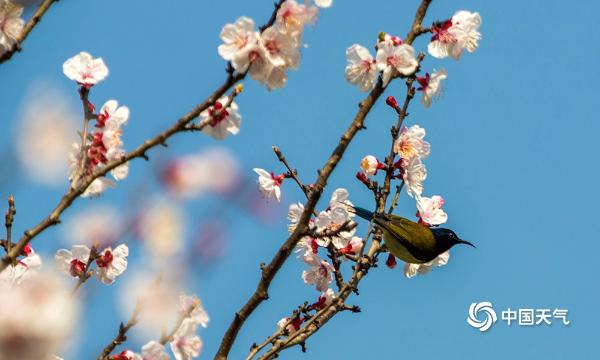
(376, 42), (418, 86)
(62, 51), (109, 86)
(394, 124), (430, 163)
(302, 256), (335, 292)
(200, 97), (242, 140)
(259, 26), (300, 69)
(295, 236), (318, 263)
(315, 188), (356, 246)
(95, 244), (128, 285)
(416, 195), (448, 226)
(54, 245), (91, 277)
(336, 235), (363, 256)
(253, 168), (283, 202)
(0, 0), (24, 53)
(428, 11), (482, 60)
(218, 16), (259, 73)
(360, 155), (380, 176)
(276, 0), (317, 36)
(404, 251), (450, 278)
(287, 202), (305, 233)
(403, 157), (427, 198)
(417, 69), (447, 107)
(345, 44), (377, 92)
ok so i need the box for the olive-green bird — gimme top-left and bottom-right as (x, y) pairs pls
(350, 206), (474, 263)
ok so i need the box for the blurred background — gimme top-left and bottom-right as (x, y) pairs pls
(1, 0), (598, 358)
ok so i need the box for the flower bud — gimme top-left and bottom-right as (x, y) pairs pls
(386, 95), (399, 109)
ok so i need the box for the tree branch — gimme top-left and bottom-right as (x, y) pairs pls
(0, 0), (59, 65)
(243, 1), (433, 358)
(0, 0), (286, 273)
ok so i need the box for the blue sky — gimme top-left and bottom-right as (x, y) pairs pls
(0, 0), (598, 359)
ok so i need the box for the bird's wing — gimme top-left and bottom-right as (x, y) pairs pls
(374, 215), (437, 262)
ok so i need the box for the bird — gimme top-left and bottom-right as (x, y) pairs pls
(349, 206), (475, 264)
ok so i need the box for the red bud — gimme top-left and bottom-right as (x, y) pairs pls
(386, 96), (399, 109)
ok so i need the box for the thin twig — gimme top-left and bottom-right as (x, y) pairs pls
(0, 0), (59, 65)
(96, 300), (143, 360)
(273, 146), (309, 199)
(388, 181), (405, 214)
(4, 196), (15, 254)
(158, 302), (198, 345)
(70, 245), (99, 296)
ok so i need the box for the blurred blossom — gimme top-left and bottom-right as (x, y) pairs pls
(161, 147), (240, 199)
(137, 198), (184, 261)
(0, 272), (79, 360)
(179, 294), (209, 328)
(170, 319), (203, 360)
(63, 205), (123, 247)
(0, 0), (24, 54)
(0, 248), (42, 287)
(192, 220), (228, 263)
(119, 271), (180, 339)
(15, 82), (78, 185)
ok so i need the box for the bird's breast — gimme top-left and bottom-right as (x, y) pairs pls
(383, 229), (427, 264)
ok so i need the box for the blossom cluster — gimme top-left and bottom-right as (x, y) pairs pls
(345, 10), (480, 107)
(217, 0), (331, 90)
(63, 51), (130, 197)
(357, 123), (450, 277)
(110, 293), (209, 360)
(0, 245), (79, 359)
(292, 189), (361, 290)
(54, 243), (129, 285)
(0, 0), (24, 55)
(270, 189), (357, 333)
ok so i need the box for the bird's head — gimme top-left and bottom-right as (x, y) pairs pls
(431, 228), (475, 251)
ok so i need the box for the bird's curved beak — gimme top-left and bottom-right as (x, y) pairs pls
(457, 239), (476, 248)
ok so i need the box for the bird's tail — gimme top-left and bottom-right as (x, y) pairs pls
(349, 206), (374, 221)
